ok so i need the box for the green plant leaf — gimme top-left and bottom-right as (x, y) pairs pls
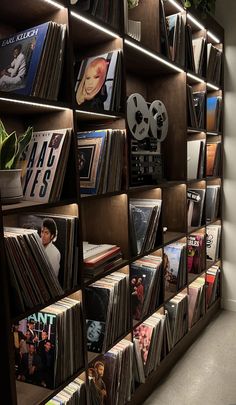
(0, 119), (9, 148)
(0, 131), (17, 170)
(13, 126), (33, 168)
(184, 0), (216, 16)
(184, 0), (192, 7)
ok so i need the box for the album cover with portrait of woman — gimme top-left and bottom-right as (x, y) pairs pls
(85, 286), (110, 353)
(75, 49), (122, 113)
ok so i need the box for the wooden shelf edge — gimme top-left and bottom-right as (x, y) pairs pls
(1, 199), (77, 215)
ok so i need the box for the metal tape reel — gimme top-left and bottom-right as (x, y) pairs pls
(149, 100), (168, 142)
(127, 93), (150, 140)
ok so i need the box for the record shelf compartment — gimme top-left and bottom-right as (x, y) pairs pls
(0, 0), (224, 404)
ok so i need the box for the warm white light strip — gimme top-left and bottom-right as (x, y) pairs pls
(187, 72), (205, 83)
(124, 39), (184, 73)
(187, 13), (205, 30)
(0, 97), (70, 111)
(168, 0), (184, 12)
(207, 132), (219, 135)
(208, 30), (221, 43)
(43, 0), (65, 9)
(188, 129), (205, 133)
(71, 11), (119, 38)
(207, 82), (220, 90)
(76, 110), (118, 118)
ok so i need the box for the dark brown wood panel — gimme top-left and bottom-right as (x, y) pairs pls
(0, 0), (66, 29)
(148, 72), (187, 180)
(162, 184), (187, 233)
(30, 110), (74, 131)
(81, 194), (129, 258)
(126, 72), (148, 100)
(124, 39), (183, 77)
(128, 0), (160, 53)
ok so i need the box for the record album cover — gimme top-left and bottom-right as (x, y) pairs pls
(0, 23), (49, 95)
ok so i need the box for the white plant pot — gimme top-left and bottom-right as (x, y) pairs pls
(0, 169), (23, 204)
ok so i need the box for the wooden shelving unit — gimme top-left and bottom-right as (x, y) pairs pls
(0, 0), (224, 404)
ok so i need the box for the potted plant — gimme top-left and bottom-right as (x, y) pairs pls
(128, 0), (139, 8)
(184, 0), (216, 17)
(0, 120), (32, 204)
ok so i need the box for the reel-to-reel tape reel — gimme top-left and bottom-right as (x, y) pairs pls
(127, 93), (168, 185)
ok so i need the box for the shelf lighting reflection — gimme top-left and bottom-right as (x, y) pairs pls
(124, 39), (184, 73)
(43, 0), (65, 9)
(0, 97), (70, 111)
(71, 11), (120, 39)
(187, 72), (205, 83)
(168, 0), (184, 12)
(187, 13), (205, 30)
(188, 129), (206, 134)
(207, 82), (220, 91)
(76, 110), (118, 119)
(208, 31), (221, 44)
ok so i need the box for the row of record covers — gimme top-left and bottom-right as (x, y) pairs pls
(4, 200), (221, 315)
(13, 262), (220, 403)
(0, 22), (122, 111)
(0, 19), (222, 111)
(9, 125), (222, 205)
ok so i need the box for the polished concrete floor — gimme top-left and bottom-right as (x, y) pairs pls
(144, 310), (236, 405)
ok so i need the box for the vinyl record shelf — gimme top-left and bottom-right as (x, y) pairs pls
(0, 0), (224, 404)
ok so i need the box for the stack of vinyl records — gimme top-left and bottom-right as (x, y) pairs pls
(206, 224), (221, 261)
(187, 233), (205, 274)
(133, 310), (172, 383)
(185, 24), (195, 72)
(83, 242), (123, 277)
(75, 49), (122, 113)
(206, 142), (221, 177)
(165, 12), (185, 66)
(18, 213), (79, 290)
(186, 25), (206, 76)
(85, 271), (130, 353)
(19, 128), (72, 203)
(188, 276), (206, 328)
(165, 292), (189, 346)
(88, 339), (133, 405)
(46, 377), (87, 404)
(129, 198), (162, 256)
(70, 0), (121, 29)
(164, 242), (187, 293)
(77, 129), (125, 195)
(187, 139), (206, 180)
(131, 255), (163, 321)
(32, 22), (67, 100)
(4, 227), (63, 314)
(187, 85), (205, 129)
(192, 36), (206, 76)
(207, 44), (222, 86)
(0, 22), (66, 100)
(187, 188), (206, 228)
(206, 265), (220, 307)
(207, 96), (222, 132)
(16, 298), (84, 389)
(206, 185), (221, 223)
